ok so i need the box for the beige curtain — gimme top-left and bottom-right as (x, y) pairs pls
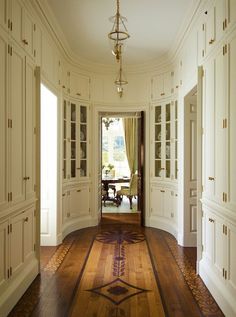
(122, 118), (138, 175)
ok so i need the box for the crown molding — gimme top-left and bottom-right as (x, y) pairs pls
(33, 0), (206, 75)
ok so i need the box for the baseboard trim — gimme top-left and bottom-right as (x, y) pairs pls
(62, 216), (97, 240)
(199, 259), (236, 317)
(148, 216), (178, 240)
(0, 258), (39, 317)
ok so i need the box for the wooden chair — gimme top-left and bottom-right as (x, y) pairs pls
(116, 174), (138, 209)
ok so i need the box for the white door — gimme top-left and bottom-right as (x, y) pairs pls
(9, 44), (25, 205)
(184, 90), (197, 246)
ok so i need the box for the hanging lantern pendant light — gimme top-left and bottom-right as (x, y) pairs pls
(108, 0), (130, 42)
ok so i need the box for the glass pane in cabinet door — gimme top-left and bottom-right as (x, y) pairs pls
(63, 100), (67, 119)
(71, 141), (76, 159)
(166, 161), (171, 178)
(80, 106), (87, 123)
(63, 160), (66, 179)
(175, 101), (178, 119)
(155, 125), (161, 141)
(155, 106), (162, 123)
(71, 103), (76, 121)
(80, 124), (87, 141)
(166, 123), (170, 140)
(71, 160), (76, 178)
(63, 120), (66, 139)
(166, 141), (170, 159)
(175, 121), (178, 139)
(155, 142), (162, 159)
(80, 142), (86, 159)
(155, 160), (162, 177)
(175, 160), (178, 179)
(80, 160), (87, 177)
(175, 141), (178, 159)
(166, 103), (171, 121)
(63, 140), (66, 159)
(71, 122), (76, 140)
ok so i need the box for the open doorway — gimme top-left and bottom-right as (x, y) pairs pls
(40, 84), (58, 246)
(100, 112), (145, 226)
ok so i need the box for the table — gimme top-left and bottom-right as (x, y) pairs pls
(102, 177), (130, 206)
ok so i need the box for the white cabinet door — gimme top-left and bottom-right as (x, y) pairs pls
(22, 9), (35, 58)
(0, 33), (8, 212)
(163, 72), (172, 97)
(62, 191), (69, 222)
(60, 61), (70, 94)
(9, 0), (23, 45)
(206, 5), (216, 54)
(23, 206), (35, 262)
(150, 187), (163, 217)
(69, 186), (90, 217)
(226, 0), (236, 28)
(227, 222), (236, 296)
(214, 47), (227, 204)
(0, 220), (8, 293)
(70, 72), (90, 100)
(203, 60), (215, 198)
(25, 57), (36, 201)
(227, 33), (236, 210)
(77, 186), (90, 216)
(163, 189), (172, 219)
(197, 22), (206, 63)
(10, 212), (24, 278)
(9, 44), (25, 205)
(214, 214), (226, 279)
(0, 0), (8, 30)
(203, 210), (215, 265)
(151, 75), (163, 100)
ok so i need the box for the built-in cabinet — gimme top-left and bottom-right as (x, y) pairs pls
(150, 98), (178, 236)
(200, 10), (236, 315)
(62, 98), (91, 234)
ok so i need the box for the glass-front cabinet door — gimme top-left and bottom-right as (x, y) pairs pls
(154, 105), (163, 178)
(153, 100), (178, 182)
(79, 105), (88, 178)
(62, 99), (89, 182)
(164, 102), (171, 180)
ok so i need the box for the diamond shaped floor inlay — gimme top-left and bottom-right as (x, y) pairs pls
(87, 278), (149, 305)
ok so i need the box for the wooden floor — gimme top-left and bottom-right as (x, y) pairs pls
(8, 214), (224, 317)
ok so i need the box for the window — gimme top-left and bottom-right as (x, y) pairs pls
(102, 118), (129, 178)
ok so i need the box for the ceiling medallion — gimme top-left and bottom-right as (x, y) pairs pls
(108, 0), (130, 97)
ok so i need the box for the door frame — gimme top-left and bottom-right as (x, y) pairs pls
(92, 103), (150, 226)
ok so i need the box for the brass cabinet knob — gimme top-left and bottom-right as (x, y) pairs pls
(22, 39), (28, 45)
(208, 176), (215, 181)
(24, 217), (29, 222)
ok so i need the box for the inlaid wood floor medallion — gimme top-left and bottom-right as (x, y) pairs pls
(68, 229), (165, 317)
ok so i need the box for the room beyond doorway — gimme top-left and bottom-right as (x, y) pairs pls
(100, 112), (145, 225)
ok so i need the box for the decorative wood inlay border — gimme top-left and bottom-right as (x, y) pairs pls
(164, 233), (224, 317)
(44, 237), (74, 274)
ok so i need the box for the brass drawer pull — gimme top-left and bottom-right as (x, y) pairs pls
(23, 176), (30, 180)
(209, 39), (215, 45)
(24, 217), (29, 222)
(160, 190), (165, 193)
(76, 92), (81, 96)
(22, 39), (28, 45)
(77, 189), (81, 192)
(160, 93), (165, 96)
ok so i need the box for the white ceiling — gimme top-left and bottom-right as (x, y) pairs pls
(47, 0), (196, 66)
